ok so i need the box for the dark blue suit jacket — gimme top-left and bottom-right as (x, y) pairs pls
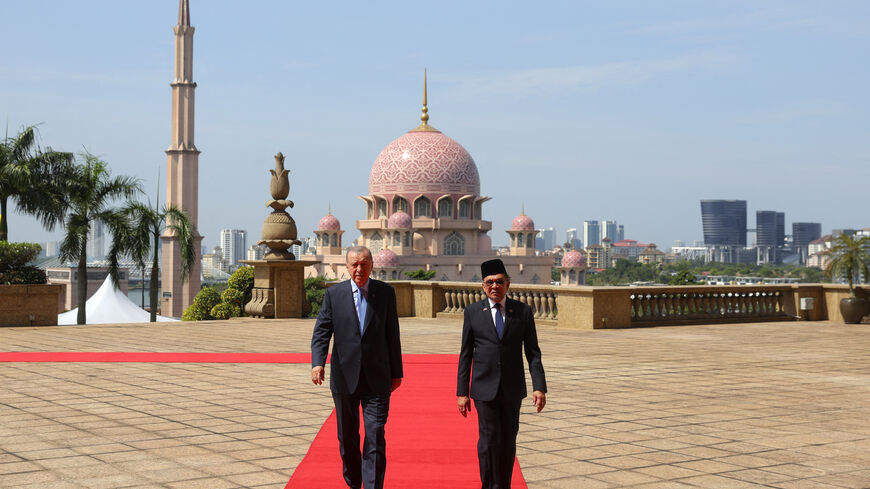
(456, 297), (546, 401)
(311, 279), (403, 394)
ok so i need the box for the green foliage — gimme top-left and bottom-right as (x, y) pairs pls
(182, 287), (222, 321)
(668, 270), (699, 286)
(210, 302), (241, 320)
(587, 259), (661, 286)
(551, 267), (560, 283)
(220, 287), (245, 314)
(825, 234), (870, 296)
(0, 242), (41, 269)
(227, 266), (254, 304)
(0, 242), (46, 284)
(305, 275), (328, 317)
(404, 269), (436, 280)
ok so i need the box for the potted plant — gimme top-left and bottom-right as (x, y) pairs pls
(825, 233), (870, 324)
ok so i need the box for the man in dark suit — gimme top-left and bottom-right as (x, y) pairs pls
(457, 258), (547, 489)
(311, 246), (403, 489)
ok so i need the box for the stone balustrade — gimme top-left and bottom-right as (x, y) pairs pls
(386, 281), (868, 329)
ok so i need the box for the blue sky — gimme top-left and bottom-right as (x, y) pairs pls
(2, 0), (868, 250)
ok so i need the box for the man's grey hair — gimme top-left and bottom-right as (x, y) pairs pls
(346, 245), (373, 263)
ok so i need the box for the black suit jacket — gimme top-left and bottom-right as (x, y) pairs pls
(457, 297), (547, 401)
(312, 279), (403, 394)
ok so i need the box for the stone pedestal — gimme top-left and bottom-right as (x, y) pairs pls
(240, 259), (320, 318)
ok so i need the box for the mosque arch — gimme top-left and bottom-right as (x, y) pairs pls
(437, 197), (452, 218)
(377, 199), (387, 218)
(414, 196), (431, 218)
(444, 232), (465, 256)
(517, 233), (525, 247)
(458, 199), (470, 219)
(370, 232), (384, 253)
(393, 196), (409, 214)
(331, 233), (337, 246)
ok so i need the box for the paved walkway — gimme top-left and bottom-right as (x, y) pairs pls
(1, 318), (869, 488)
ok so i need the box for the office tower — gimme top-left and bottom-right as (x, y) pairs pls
(540, 227), (556, 250)
(756, 211), (783, 247)
(220, 229), (247, 270)
(87, 220), (105, 261)
(246, 244), (265, 261)
(792, 222), (822, 264)
(700, 200), (747, 246)
(601, 220), (617, 242)
(583, 220), (600, 248)
(565, 228), (579, 249)
(44, 241), (58, 258)
(617, 225), (624, 242)
(161, 0), (203, 316)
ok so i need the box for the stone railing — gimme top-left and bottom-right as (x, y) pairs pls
(628, 286), (790, 326)
(387, 281), (868, 329)
(439, 283), (558, 322)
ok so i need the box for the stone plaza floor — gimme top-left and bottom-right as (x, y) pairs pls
(1, 317), (869, 488)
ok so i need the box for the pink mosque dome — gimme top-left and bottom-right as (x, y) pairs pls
(562, 250), (585, 268)
(318, 213), (340, 231)
(373, 249), (399, 268)
(387, 211), (412, 229)
(511, 213), (535, 231)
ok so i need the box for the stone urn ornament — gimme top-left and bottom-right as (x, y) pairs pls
(257, 152), (301, 260)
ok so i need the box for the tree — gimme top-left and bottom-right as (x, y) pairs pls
(404, 269), (436, 280)
(0, 126), (73, 242)
(57, 153), (142, 324)
(825, 234), (870, 297)
(668, 270), (699, 286)
(111, 200), (195, 322)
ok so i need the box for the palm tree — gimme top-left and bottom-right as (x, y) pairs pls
(110, 200), (196, 322)
(826, 233), (870, 297)
(0, 125), (73, 242)
(57, 153), (142, 324)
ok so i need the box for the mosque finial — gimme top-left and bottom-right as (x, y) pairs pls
(411, 69), (439, 132)
(328, 203), (332, 216)
(178, 0), (190, 26)
(521, 202), (526, 215)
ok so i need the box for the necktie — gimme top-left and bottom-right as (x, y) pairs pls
(356, 288), (367, 334)
(493, 302), (504, 339)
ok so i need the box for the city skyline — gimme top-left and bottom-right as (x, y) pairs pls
(2, 1), (868, 250)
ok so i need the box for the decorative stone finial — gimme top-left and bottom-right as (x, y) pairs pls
(258, 152), (300, 260)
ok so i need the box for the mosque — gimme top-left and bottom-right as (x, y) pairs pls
(304, 76), (556, 284)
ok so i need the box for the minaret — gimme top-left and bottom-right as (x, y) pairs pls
(161, 0), (203, 317)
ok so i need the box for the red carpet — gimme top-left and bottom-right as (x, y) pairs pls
(0, 352), (527, 487)
(286, 356), (526, 489)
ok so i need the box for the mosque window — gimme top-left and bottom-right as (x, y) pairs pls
(393, 232), (401, 246)
(377, 199), (387, 218)
(391, 271), (397, 280)
(474, 201), (482, 219)
(393, 196), (409, 214)
(517, 233), (525, 247)
(380, 270), (387, 280)
(321, 234), (329, 247)
(331, 234), (337, 247)
(370, 232), (383, 254)
(458, 200), (470, 219)
(527, 233), (534, 247)
(511, 234), (516, 247)
(414, 196), (431, 218)
(404, 232), (410, 247)
(569, 270), (576, 282)
(437, 198), (452, 218)
(444, 232), (465, 256)
(367, 202), (373, 219)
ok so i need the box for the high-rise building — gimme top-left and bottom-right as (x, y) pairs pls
(601, 220), (618, 242)
(792, 222), (822, 264)
(87, 221), (105, 261)
(700, 200), (747, 246)
(540, 227), (556, 250)
(617, 224), (625, 242)
(220, 229), (247, 270)
(246, 244), (265, 261)
(564, 228), (580, 249)
(161, 0), (203, 316)
(583, 220), (600, 248)
(756, 211), (785, 247)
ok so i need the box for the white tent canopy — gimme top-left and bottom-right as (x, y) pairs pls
(58, 275), (178, 325)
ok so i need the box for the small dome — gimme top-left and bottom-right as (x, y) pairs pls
(387, 211), (412, 229)
(373, 249), (399, 268)
(318, 214), (340, 231)
(562, 250), (585, 268)
(511, 214), (535, 231)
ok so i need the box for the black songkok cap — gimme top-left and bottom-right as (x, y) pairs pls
(481, 258), (507, 278)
